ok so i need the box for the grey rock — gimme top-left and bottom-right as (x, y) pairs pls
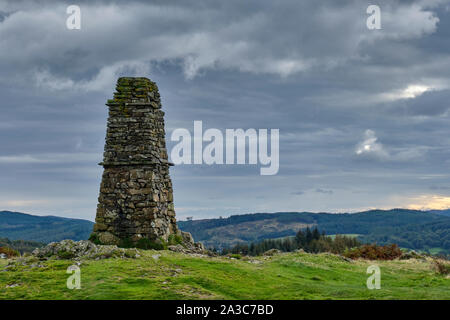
(263, 249), (281, 256)
(31, 240), (139, 260)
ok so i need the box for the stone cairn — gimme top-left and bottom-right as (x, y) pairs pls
(92, 77), (194, 249)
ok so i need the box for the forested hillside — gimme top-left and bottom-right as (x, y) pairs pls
(0, 238), (44, 253)
(178, 209), (450, 253)
(0, 211), (93, 243)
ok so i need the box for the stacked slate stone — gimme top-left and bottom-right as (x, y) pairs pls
(92, 77), (179, 245)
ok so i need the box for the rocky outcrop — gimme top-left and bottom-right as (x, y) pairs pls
(168, 231), (206, 254)
(31, 240), (139, 260)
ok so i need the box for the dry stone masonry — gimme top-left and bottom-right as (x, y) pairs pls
(92, 77), (180, 246)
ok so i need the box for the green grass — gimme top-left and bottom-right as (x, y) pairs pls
(0, 251), (448, 300)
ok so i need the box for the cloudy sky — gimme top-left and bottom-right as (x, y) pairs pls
(1, 0), (450, 221)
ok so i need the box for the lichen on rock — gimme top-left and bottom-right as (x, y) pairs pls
(31, 240), (140, 260)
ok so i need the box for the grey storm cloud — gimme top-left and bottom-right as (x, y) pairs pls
(390, 89), (450, 116)
(0, 0), (443, 84)
(1, 0), (450, 219)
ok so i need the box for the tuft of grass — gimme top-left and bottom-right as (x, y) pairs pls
(168, 235), (183, 246)
(433, 259), (450, 275)
(118, 237), (134, 249)
(136, 238), (165, 250)
(0, 247), (19, 258)
(88, 233), (101, 245)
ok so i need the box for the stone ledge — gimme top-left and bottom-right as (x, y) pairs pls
(106, 102), (161, 109)
(99, 161), (175, 166)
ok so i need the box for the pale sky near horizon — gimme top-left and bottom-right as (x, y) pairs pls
(1, 0), (450, 221)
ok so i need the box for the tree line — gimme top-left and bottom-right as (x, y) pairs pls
(221, 227), (361, 256)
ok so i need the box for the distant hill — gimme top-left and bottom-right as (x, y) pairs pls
(178, 209), (450, 253)
(0, 211), (93, 243)
(2, 209), (449, 254)
(428, 209), (450, 217)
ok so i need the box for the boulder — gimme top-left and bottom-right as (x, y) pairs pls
(263, 249), (281, 256)
(400, 250), (426, 260)
(168, 233), (207, 254)
(181, 231), (195, 245)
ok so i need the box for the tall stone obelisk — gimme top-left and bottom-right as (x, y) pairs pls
(92, 77), (179, 245)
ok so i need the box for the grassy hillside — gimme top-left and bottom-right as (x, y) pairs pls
(0, 211), (93, 243)
(0, 250), (448, 300)
(178, 209), (450, 253)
